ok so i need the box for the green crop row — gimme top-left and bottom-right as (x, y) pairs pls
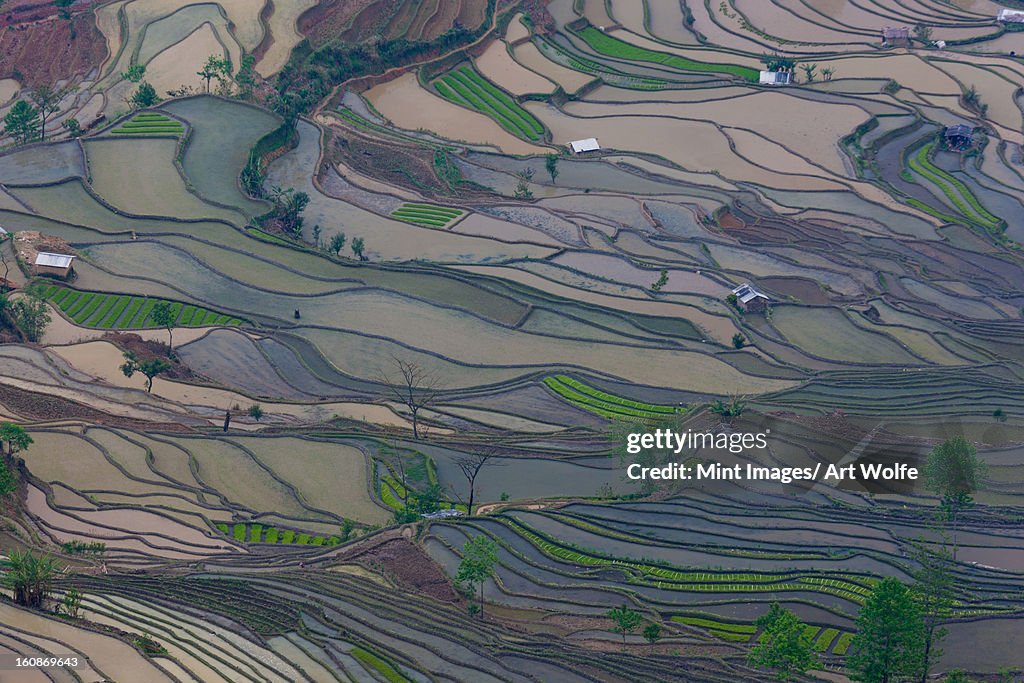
(543, 375), (684, 421)
(437, 67), (544, 141)
(833, 632), (854, 655)
(351, 647), (408, 683)
(554, 375), (681, 413)
(574, 26), (759, 81)
(671, 615), (756, 634)
(402, 202), (462, 216)
(44, 286), (242, 329)
(907, 143), (1001, 230)
(815, 627), (840, 652)
(112, 113), (184, 136)
(506, 519), (873, 602)
(536, 37), (666, 89)
(216, 522), (341, 546)
(390, 203), (463, 228)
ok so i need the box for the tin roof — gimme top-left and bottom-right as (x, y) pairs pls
(569, 138), (600, 153)
(732, 283), (768, 304)
(35, 252), (76, 268)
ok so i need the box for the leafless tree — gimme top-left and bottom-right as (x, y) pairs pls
(378, 356), (442, 439)
(452, 446), (504, 514)
(0, 236), (10, 292)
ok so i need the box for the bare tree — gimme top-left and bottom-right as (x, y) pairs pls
(0, 235), (10, 292)
(378, 356), (442, 439)
(453, 447), (503, 514)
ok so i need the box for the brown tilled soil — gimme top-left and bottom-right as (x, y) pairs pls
(456, 0), (489, 31)
(102, 332), (198, 382)
(326, 127), (493, 200)
(0, 384), (190, 431)
(297, 0), (379, 48)
(0, 7), (106, 86)
(337, 533), (458, 602)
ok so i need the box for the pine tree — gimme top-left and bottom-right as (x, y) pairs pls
(748, 603), (816, 680)
(3, 100), (40, 144)
(848, 578), (925, 683)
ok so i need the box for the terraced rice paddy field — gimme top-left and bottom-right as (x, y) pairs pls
(0, 0), (1022, 679)
(40, 285), (242, 329)
(109, 112), (185, 136)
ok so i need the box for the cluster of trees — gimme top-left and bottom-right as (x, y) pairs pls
(391, 482), (445, 524)
(1, 547), (82, 618)
(275, 6), (496, 120)
(0, 422), (32, 499)
(0, 287), (51, 342)
(121, 64), (160, 110)
(605, 604), (662, 647)
(3, 85), (69, 144)
(758, 54), (835, 82)
(117, 301), (178, 391)
(266, 186), (310, 237)
(748, 435), (986, 682)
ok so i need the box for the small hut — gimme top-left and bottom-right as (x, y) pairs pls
(732, 283), (769, 313)
(997, 8), (1024, 23)
(569, 138), (600, 154)
(881, 26), (910, 46)
(33, 252), (76, 279)
(943, 124), (974, 150)
(759, 70), (793, 86)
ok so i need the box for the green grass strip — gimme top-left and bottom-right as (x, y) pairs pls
(710, 630), (752, 642)
(542, 375), (682, 420)
(128, 299), (156, 327)
(66, 292), (95, 318)
(73, 295), (105, 324)
(449, 69), (540, 139)
(671, 616), (757, 633)
(507, 518), (874, 602)
(119, 297), (144, 327)
(907, 143), (1001, 229)
(575, 26), (758, 80)
(815, 627), (840, 652)
(460, 67), (544, 136)
(98, 295), (131, 328)
(49, 287), (72, 304)
(402, 203), (462, 215)
(50, 289), (241, 329)
(177, 305), (196, 325)
(351, 647), (408, 683)
(83, 295), (117, 326)
(833, 631), (854, 655)
(554, 374), (680, 413)
(437, 67), (543, 141)
(58, 290), (82, 311)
